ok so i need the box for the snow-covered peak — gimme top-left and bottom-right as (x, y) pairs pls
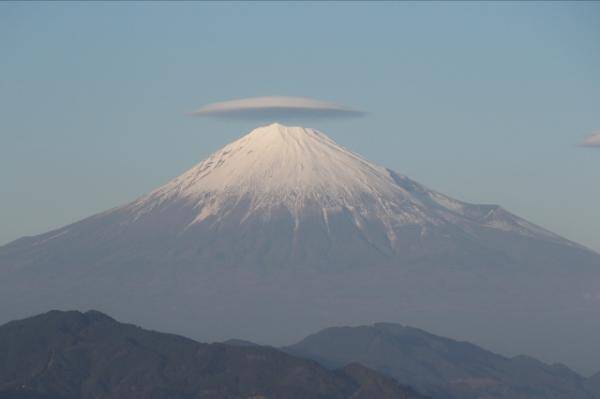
(141, 123), (402, 208)
(125, 123), (572, 246)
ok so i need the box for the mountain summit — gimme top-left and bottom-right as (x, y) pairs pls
(137, 122), (408, 214)
(1, 123), (599, 373)
(116, 122), (574, 264)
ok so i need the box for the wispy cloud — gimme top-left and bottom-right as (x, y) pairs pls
(580, 132), (600, 148)
(190, 96), (365, 120)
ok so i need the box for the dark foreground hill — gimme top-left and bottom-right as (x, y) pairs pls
(0, 311), (426, 399)
(285, 323), (600, 399)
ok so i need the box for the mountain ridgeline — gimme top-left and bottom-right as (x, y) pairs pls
(1, 311), (599, 399)
(0, 311), (425, 399)
(285, 323), (600, 399)
(1, 123), (599, 372)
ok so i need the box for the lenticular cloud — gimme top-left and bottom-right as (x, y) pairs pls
(580, 132), (600, 148)
(191, 96), (364, 120)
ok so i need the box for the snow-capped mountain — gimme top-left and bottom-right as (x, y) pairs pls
(125, 123), (568, 249)
(1, 123), (599, 373)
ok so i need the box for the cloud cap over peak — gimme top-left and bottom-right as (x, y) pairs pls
(190, 96), (365, 120)
(580, 132), (600, 148)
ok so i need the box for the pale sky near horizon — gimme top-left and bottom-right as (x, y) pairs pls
(1, 2), (599, 251)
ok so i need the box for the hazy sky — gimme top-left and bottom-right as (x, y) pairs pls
(1, 2), (599, 251)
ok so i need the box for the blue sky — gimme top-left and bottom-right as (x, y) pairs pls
(1, 2), (599, 251)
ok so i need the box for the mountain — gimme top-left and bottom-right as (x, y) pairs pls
(1, 123), (599, 372)
(0, 310), (426, 399)
(588, 373), (600, 394)
(285, 323), (600, 399)
(221, 339), (262, 347)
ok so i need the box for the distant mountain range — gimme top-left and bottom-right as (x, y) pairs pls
(285, 323), (600, 399)
(2, 311), (599, 399)
(0, 311), (425, 399)
(1, 123), (599, 372)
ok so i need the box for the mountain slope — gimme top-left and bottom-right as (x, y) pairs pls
(0, 310), (426, 399)
(1, 123), (599, 372)
(588, 373), (600, 395)
(285, 323), (600, 399)
(1, 124), (585, 269)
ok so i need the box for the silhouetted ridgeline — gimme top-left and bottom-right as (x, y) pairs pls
(0, 311), (425, 399)
(285, 323), (600, 399)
